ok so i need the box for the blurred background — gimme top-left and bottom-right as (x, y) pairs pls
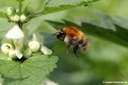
(0, 0), (128, 85)
(41, 0), (128, 85)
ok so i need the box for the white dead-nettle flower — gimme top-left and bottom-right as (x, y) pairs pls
(10, 14), (20, 22)
(5, 25), (24, 59)
(15, 50), (23, 59)
(1, 43), (13, 54)
(28, 41), (40, 52)
(5, 25), (24, 39)
(41, 45), (52, 55)
(20, 14), (27, 22)
(7, 7), (15, 16)
(32, 33), (52, 55)
(44, 80), (58, 85)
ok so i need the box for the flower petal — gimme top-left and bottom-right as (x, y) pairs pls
(15, 50), (23, 59)
(5, 25), (24, 39)
(41, 45), (52, 55)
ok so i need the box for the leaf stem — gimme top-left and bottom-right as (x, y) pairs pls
(19, 0), (22, 15)
(18, 0), (23, 29)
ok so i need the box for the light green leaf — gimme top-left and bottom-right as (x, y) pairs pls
(0, 54), (58, 79)
(4, 55), (58, 85)
(0, 12), (7, 19)
(0, 19), (15, 39)
(22, 0), (48, 14)
(42, 0), (98, 14)
(4, 72), (46, 85)
(0, 0), (17, 13)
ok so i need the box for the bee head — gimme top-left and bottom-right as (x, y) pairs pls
(56, 29), (66, 41)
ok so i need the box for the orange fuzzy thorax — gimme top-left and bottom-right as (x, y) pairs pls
(63, 26), (81, 39)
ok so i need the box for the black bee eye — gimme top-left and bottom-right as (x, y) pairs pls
(56, 31), (66, 41)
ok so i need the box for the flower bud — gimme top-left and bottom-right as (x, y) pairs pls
(41, 45), (52, 55)
(28, 41), (40, 52)
(10, 14), (20, 22)
(20, 14), (27, 22)
(23, 48), (32, 58)
(5, 25), (24, 39)
(7, 7), (16, 16)
(1, 43), (13, 54)
(16, 9), (19, 13)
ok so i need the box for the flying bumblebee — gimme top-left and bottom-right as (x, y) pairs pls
(55, 26), (89, 56)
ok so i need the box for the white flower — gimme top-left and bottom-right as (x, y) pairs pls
(7, 7), (15, 16)
(41, 45), (52, 55)
(5, 25), (24, 39)
(15, 50), (23, 59)
(28, 41), (40, 52)
(10, 14), (20, 22)
(20, 14), (27, 22)
(44, 80), (58, 85)
(1, 43), (13, 54)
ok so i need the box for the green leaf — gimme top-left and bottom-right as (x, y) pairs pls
(0, 54), (58, 80)
(0, 0), (17, 13)
(46, 15), (128, 48)
(22, 0), (48, 14)
(4, 72), (46, 85)
(0, 12), (7, 19)
(42, 0), (98, 14)
(0, 19), (14, 39)
(4, 55), (58, 85)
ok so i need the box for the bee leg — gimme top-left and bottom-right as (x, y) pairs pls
(73, 45), (79, 57)
(66, 45), (70, 54)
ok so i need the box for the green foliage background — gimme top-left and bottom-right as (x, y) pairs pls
(44, 0), (128, 85)
(0, 0), (128, 85)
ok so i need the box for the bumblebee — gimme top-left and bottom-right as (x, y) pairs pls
(55, 26), (89, 56)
